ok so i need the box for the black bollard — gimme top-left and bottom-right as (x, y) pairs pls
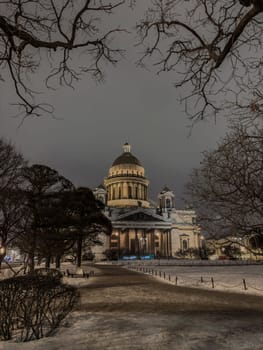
(211, 277), (214, 288)
(243, 278), (247, 290)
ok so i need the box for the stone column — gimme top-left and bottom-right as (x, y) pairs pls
(132, 182), (135, 199)
(160, 231), (164, 256)
(138, 184), (142, 199)
(166, 231), (169, 257)
(125, 230), (129, 254)
(180, 236), (182, 251)
(164, 231), (167, 256)
(121, 183), (124, 199)
(168, 230), (172, 256)
(117, 230), (121, 258)
(143, 229), (147, 255)
(165, 231), (169, 257)
(112, 184), (116, 199)
(123, 182), (128, 199)
(107, 185), (110, 201)
(151, 230), (155, 255)
(135, 229), (139, 256)
(111, 185), (113, 200)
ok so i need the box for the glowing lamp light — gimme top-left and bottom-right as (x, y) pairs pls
(0, 246), (5, 256)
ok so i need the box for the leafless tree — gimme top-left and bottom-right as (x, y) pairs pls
(185, 125), (263, 242)
(137, 0), (263, 122)
(0, 139), (25, 191)
(0, 189), (29, 263)
(0, 0), (125, 117)
(0, 139), (26, 266)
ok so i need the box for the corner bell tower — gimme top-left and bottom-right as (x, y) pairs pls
(158, 186), (175, 212)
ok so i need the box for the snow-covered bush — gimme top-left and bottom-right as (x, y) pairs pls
(0, 271), (79, 342)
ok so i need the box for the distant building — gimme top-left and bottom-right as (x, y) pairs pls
(93, 143), (202, 260)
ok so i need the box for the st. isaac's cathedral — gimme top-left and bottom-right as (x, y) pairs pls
(92, 143), (202, 260)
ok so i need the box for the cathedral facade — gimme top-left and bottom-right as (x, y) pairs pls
(93, 143), (202, 260)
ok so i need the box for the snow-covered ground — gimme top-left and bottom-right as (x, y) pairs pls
(124, 262), (263, 296)
(2, 309), (263, 350)
(1, 263), (263, 350)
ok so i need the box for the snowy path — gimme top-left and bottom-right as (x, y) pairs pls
(1, 265), (263, 350)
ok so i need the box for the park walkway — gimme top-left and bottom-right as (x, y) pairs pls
(78, 263), (263, 313)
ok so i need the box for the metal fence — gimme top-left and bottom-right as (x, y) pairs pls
(125, 263), (263, 294)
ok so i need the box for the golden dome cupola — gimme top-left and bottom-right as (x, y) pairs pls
(104, 143), (149, 208)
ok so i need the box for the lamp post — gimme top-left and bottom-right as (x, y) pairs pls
(0, 245), (6, 271)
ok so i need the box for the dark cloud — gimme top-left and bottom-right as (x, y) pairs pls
(0, 1), (228, 207)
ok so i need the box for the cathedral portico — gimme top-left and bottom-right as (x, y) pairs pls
(107, 207), (173, 257)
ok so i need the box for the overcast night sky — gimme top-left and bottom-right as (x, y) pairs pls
(0, 1), (229, 207)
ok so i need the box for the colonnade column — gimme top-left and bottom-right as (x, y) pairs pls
(168, 230), (172, 256)
(125, 230), (129, 252)
(142, 229), (147, 255)
(166, 230), (169, 257)
(138, 184), (142, 199)
(117, 230), (120, 257)
(135, 229), (139, 256)
(108, 185), (111, 200)
(160, 231), (164, 256)
(152, 231), (156, 256)
(121, 183), (124, 199)
(123, 182), (128, 199)
(164, 231), (168, 257)
(166, 230), (172, 257)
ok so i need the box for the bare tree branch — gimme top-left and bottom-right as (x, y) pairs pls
(0, 0), (125, 117)
(136, 0), (263, 122)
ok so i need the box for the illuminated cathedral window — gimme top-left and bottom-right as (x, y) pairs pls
(166, 198), (171, 208)
(182, 240), (188, 251)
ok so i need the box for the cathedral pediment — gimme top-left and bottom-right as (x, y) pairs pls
(116, 209), (167, 222)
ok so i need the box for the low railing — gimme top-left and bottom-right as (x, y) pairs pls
(116, 258), (262, 267)
(124, 263), (263, 295)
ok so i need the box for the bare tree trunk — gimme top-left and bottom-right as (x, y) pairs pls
(28, 251), (35, 273)
(55, 255), (61, 269)
(45, 256), (51, 268)
(77, 236), (82, 267)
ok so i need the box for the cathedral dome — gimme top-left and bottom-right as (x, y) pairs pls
(104, 143), (149, 208)
(112, 152), (141, 166)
